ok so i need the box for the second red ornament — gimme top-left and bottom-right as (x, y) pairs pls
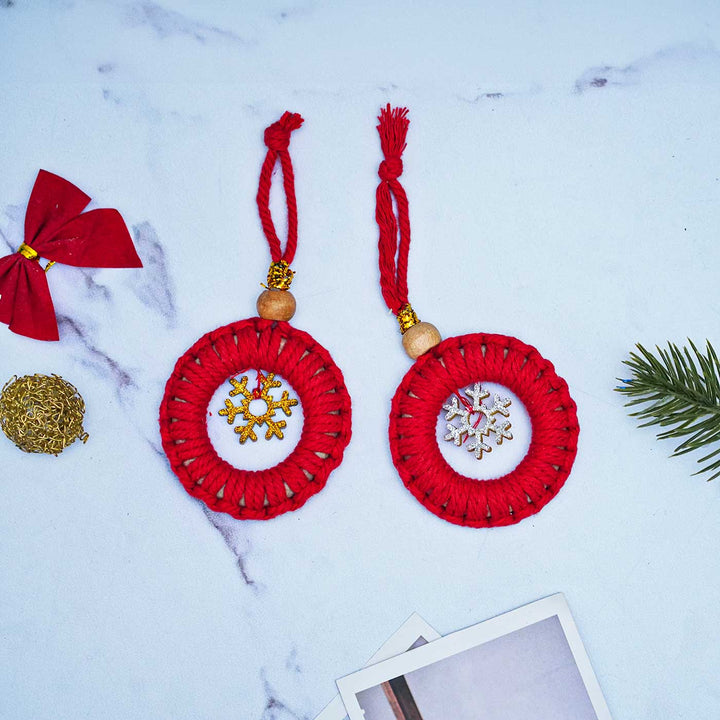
(375, 106), (579, 528)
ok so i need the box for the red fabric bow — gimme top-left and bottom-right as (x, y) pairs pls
(0, 170), (143, 341)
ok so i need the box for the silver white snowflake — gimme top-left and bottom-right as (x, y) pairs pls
(487, 393), (511, 418)
(442, 382), (513, 460)
(465, 382), (490, 412)
(445, 412), (473, 446)
(443, 395), (466, 422)
(466, 424), (493, 459)
(493, 419), (513, 444)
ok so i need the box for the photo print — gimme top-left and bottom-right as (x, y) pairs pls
(315, 614), (440, 720)
(337, 594), (612, 720)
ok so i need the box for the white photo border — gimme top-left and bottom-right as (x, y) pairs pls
(337, 594), (612, 720)
(315, 613), (440, 720)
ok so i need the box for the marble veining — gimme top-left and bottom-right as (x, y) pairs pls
(130, 221), (177, 328)
(574, 43), (720, 93)
(202, 506), (260, 591)
(126, 1), (249, 45)
(261, 672), (307, 720)
(56, 314), (137, 394)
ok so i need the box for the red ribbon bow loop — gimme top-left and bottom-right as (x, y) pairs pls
(0, 170), (142, 341)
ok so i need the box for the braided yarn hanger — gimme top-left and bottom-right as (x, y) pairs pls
(159, 112), (352, 520)
(375, 105), (579, 527)
(257, 112), (302, 266)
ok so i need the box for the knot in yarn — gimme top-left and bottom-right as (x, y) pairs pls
(264, 123), (291, 151)
(379, 156), (403, 181)
(263, 112), (304, 152)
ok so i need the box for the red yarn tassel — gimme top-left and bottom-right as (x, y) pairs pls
(376, 105), (412, 315)
(378, 105), (409, 161)
(256, 112), (304, 265)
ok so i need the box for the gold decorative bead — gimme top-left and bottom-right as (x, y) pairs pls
(402, 321), (442, 360)
(266, 260), (294, 290)
(256, 289), (296, 321)
(396, 303), (419, 334)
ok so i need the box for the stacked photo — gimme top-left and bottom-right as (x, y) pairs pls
(317, 594), (612, 720)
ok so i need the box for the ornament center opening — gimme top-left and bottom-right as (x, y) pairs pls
(436, 381), (531, 480)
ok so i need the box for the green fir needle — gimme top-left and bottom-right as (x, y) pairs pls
(616, 340), (720, 481)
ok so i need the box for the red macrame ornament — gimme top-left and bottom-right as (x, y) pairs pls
(375, 106), (579, 528)
(159, 113), (352, 520)
(0, 170), (143, 341)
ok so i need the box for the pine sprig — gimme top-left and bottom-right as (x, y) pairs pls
(616, 340), (720, 481)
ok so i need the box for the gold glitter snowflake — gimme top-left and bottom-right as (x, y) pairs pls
(218, 371), (298, 443)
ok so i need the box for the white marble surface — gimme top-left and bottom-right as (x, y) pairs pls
(2, 1), (720, 718)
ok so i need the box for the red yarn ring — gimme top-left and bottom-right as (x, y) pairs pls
(389, 333), (579, 528)
(159, 317), (352, 520)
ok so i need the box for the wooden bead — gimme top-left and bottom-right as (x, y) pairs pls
(402, 321), (442, 360)
(256, 289), (296, 321)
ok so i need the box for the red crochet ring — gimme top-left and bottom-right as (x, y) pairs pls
(389, 333), (579, 528)
(159, 318), (352, 520)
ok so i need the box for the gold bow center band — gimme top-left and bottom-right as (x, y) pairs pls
(17, 243), (55, 272)
(18, 243), (39, 261)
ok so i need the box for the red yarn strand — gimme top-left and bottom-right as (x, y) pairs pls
(376, 105), (412, 315)
(256, 111), (304, 264)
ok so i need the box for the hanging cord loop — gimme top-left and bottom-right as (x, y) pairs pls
(256, 111), (304, 289)
(376, 106), (441, 358)
(376, 105), (413, 321)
